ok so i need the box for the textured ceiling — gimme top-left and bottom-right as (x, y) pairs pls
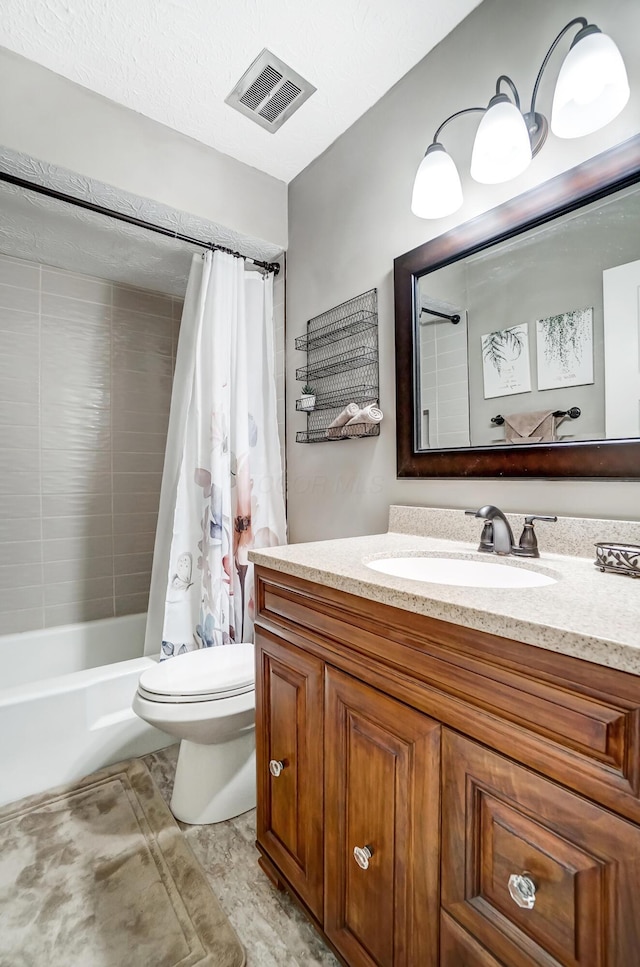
(0, 0), (482, 182)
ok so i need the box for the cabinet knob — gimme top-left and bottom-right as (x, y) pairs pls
(269, 759), (285, 777)
(508, 873), (536, 909)
(353, 845), (373, 870)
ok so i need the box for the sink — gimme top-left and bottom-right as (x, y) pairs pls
(366, 556), (556, 589)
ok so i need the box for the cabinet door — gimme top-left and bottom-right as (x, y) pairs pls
(442, 729), (640, 966)
(255, 629), (324, 919)
(325, 667), (440, 967)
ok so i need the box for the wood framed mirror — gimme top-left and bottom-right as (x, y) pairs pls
(394, 134), (640, 478)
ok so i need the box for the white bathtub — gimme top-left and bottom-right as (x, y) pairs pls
(0, 613), (173, 806)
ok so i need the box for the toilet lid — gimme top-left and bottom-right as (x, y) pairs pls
(138, 643), (254, 701)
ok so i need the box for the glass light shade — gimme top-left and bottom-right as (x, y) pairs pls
(411, 143), (463, 219)
(551, 29), (630, 138)
(470, 96), (532, 185)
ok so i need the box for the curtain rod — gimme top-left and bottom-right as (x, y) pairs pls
(0, 171), (281, 275)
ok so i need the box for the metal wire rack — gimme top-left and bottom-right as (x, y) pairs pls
(296, 289), (379, 444)
(294, 309), (377, 353)
(295, 383), (379, 412)
(296, 347), (378, 382)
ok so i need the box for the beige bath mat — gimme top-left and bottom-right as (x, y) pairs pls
(0, 758), (245, 967)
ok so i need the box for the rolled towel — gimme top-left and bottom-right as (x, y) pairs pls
(327, 402), (359, 438)
(344, 404), (383, 428)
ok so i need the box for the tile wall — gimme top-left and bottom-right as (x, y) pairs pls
(0, 253), (182, 633)
(419, 315), (471, 450)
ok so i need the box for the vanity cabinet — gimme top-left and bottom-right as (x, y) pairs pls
(441, 730), (640, 966)
(254, 565), (640, 967)
(254, 629), (324, 918)
(324, 667), (440, 967)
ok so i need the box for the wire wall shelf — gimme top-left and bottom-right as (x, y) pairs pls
(296, 424), (380, 444)
(294, 309), (377, 353)
(295, 383), (379, 412)
(296, 347), (378, 382)
(296, 289), (379, 444)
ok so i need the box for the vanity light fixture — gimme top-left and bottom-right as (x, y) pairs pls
(411, 17), (630, 219)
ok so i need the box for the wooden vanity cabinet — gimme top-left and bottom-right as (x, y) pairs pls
(254, 628), (324, 919)
(325, 667), (440, 967)
(254, 566), (640, 967)
(441, 730), (640, 966)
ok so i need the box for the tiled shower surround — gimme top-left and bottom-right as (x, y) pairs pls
(0, 253), (182, 633)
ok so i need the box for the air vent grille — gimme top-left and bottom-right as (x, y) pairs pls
(259, 80), (302, 122)
(226, 49), (316, 133)
(240, 66), (283, 111)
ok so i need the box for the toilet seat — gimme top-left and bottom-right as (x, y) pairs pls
(137, 643), (255, 704)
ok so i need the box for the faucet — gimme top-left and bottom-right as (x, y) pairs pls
(466, 505), (515, 555)
(466, 507), (558, 557)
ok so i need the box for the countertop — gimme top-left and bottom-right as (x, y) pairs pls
(249, 529), (640, 676)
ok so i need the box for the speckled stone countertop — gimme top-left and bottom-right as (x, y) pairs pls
(249, 507), (640, 676)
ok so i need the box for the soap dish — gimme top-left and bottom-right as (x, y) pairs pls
(594, 543), (640, 578)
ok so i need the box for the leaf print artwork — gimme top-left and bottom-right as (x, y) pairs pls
(482, 327), (527, 376)
(536, 307), (594, 390)
(481, 324), (532, 399)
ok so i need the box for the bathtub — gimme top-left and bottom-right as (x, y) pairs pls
(0, 613), (173, 807)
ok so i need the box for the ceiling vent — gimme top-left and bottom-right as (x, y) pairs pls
(225, 49), (316, 133)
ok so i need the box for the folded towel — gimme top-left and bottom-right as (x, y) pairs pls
(503, 410), (557, 444)
(328, 402), (359, 428)
(327, 402), (360, 438)
(344, 404), (383, 427)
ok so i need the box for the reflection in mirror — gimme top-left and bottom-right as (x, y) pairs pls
(415, 183), (640, 450)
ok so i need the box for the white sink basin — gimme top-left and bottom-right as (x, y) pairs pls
(366, 556), (556, 589)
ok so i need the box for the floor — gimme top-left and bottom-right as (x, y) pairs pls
(143, 746), (340, 967)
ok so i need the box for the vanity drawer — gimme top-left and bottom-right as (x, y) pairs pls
(441, 730), (640, 966)
(255, 568), (640, 817)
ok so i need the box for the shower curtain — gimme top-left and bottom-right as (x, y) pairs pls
(144, 251), (286, 658)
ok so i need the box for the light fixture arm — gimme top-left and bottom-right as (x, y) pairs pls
(495, 75), (521, 109)
(432, 106), (485, 146)
(529, 17), (588, 116)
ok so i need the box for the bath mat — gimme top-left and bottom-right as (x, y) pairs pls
(0, 758), (245, 967)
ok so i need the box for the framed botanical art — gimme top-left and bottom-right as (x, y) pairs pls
(481, 324), (532, 399)
(536, 307), (594, 390)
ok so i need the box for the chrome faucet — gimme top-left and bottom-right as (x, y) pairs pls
(465, 506), (558, 557)
(466, 505), (515, 555)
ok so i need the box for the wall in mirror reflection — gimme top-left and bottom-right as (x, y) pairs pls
(416, 184), (640, 450)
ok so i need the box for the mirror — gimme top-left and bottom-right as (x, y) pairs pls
(394, 134), (640, 478)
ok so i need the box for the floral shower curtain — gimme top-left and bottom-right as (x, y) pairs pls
(144, 250), (286, 658)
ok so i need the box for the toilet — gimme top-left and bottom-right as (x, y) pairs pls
(132, 643), (256, 825)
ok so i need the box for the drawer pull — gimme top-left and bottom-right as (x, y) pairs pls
(269, 759), (285, 777)
(508, 873), (536, 910)
(353, 845), (373, 870)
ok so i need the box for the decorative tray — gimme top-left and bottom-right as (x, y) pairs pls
(594, 543), (640, 578)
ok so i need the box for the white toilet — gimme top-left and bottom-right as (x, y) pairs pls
(132, 643), (256, 825)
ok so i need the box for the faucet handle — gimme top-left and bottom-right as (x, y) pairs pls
(516, 515), (558, 557)
(464, 509), (494, 553)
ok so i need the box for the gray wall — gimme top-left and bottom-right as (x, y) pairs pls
(287, 0), (640, 543)
(0, 253), (182, 633)
(0, 47), (287, 252)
